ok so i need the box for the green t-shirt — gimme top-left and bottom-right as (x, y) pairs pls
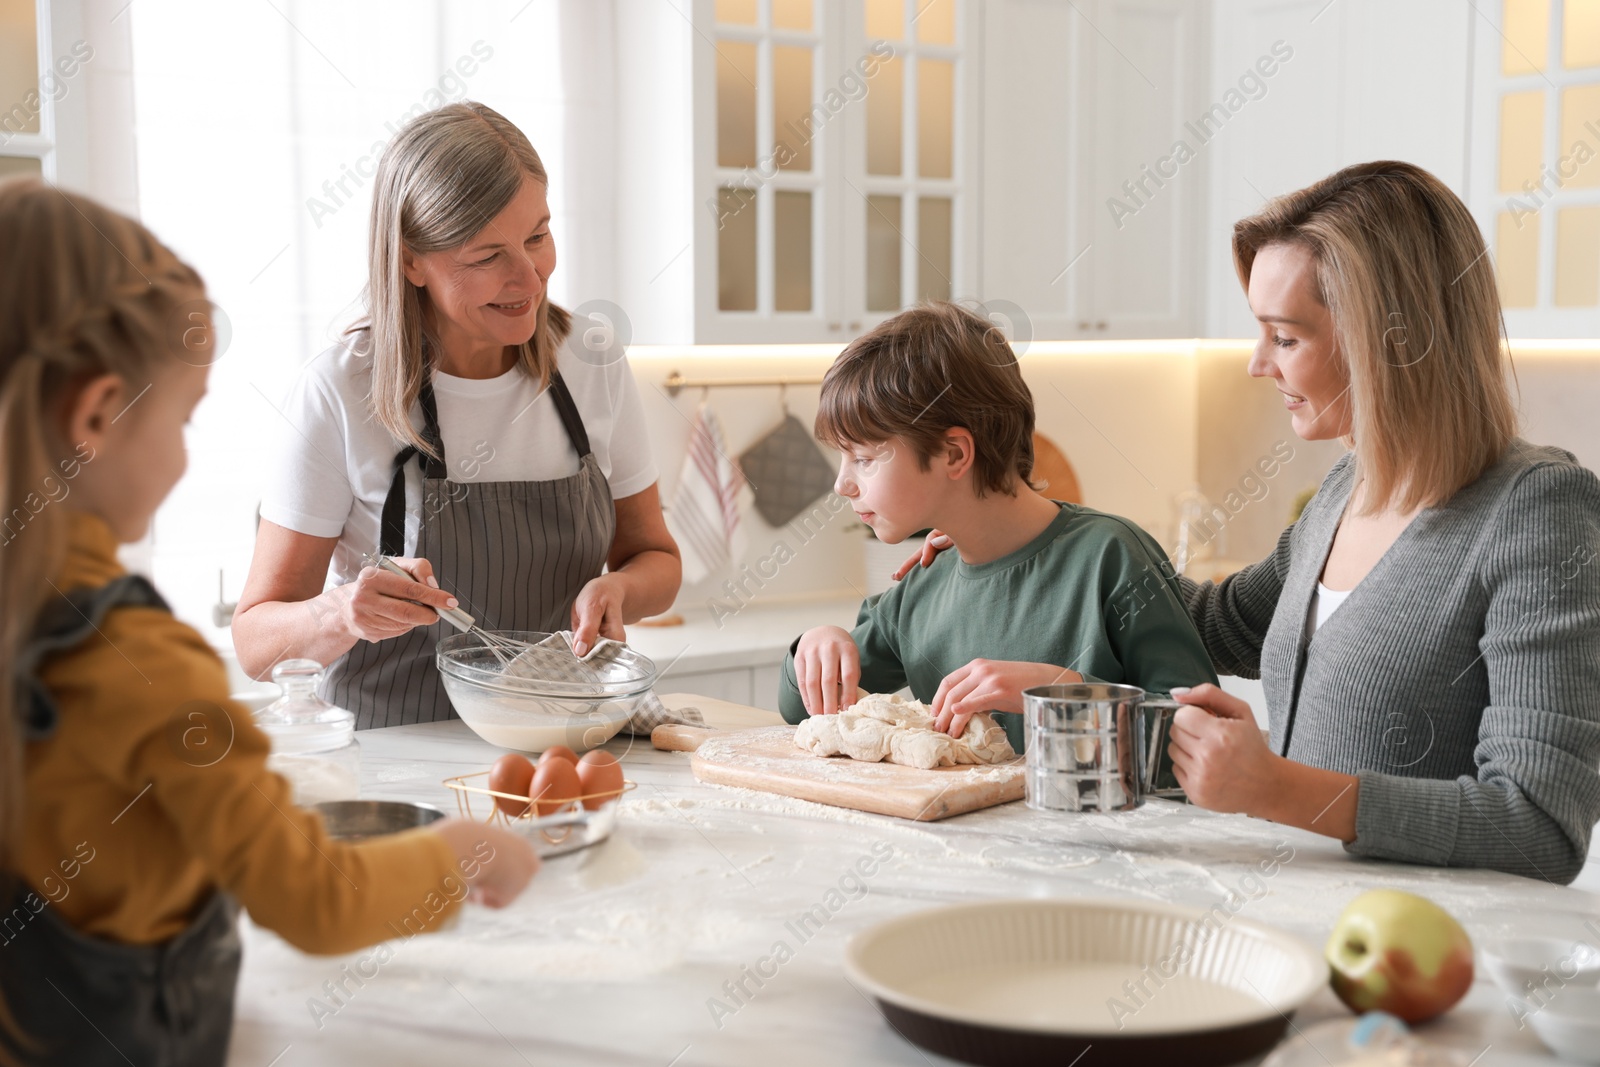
(778, 503), (1219, 756)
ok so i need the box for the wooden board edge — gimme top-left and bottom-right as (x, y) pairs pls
(688, 757), (1025, 822)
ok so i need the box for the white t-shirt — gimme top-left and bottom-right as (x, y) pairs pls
(259, 330), (658, 590)
(1306, 581), (1353, 638)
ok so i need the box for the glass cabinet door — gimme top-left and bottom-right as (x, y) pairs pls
(697, 0), (971, 342)
(1474, 0), (1600, 335)
(710, 0), (824, 326)
(0, 0), (51, 179)
(856, 0), (963, 323)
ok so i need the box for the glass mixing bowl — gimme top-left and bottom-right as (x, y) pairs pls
(436, 632), (658, 752)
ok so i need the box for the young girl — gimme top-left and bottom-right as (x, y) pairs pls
(0, 178), (538, 1066)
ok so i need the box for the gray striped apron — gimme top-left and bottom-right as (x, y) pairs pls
(324, 370), (616, 729)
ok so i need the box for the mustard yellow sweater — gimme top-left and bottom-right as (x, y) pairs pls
(15, 510), (462, 952)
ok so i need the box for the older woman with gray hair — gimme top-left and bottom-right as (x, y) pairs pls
(233, 102), (680, 729)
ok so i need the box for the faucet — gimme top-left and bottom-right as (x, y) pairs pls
(212, 568), (238, 628)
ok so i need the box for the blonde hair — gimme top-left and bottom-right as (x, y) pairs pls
(359, 101), (571, 456)
(1233, 161), (1517, 515)
(0, 176), (206, 1057)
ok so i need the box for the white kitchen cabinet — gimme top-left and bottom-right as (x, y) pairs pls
(1010, 0), (1488, 341)
(1081, 0), (1210, 338)
(750, 663), (784, 711)
(616, 0), (1573, 344)
(621, 0), (1213, 343)
(1203, 0), (1600, 340)
(978, 0), (1208, 340)
(656, 665), (756, 707)
(616, 0), (979, 344)
(652, 663), (786, 713)
(624, 600), (861, 715)
(1200, 0), (1474, 335)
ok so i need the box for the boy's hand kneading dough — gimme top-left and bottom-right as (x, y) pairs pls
(795, 692), (1015, 770)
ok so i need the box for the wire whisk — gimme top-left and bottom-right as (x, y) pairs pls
(363, 553), (533, 667)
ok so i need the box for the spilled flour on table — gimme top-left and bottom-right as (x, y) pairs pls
(621, 789), (953, 849)
(389, 892), (774, 983)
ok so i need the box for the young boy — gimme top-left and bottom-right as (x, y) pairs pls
(779, 301), (1217, 757)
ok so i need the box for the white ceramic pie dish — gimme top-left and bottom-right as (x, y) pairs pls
(845, 898), (1327, 1067)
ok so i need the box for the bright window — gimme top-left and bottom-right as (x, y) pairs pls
(1475, 0), (1600, 332)
(130, 1), (566, 639)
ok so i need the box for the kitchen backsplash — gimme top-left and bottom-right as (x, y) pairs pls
(160, 340), (1600, 647)
(625, 340), (1600, 616)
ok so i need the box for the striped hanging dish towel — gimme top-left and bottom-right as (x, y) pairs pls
(666, 401), (745, 584)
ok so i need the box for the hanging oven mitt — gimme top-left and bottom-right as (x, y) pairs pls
(737, 413), (838, 527)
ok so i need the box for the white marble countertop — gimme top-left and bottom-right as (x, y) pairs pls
(226, 715), (1598, 1067)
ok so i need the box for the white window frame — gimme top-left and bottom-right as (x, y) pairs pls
(695, 0), (835, 343)
(1468, 0), (1600, 338)
(841, 0), (974, 332)
(691, 0), (978, 344)
(1, 0), (57, 180)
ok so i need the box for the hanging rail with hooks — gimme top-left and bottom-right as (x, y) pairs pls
(662, 370), (826, 397)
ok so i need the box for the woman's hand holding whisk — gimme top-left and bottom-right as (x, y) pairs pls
(336, 557), (461, 642)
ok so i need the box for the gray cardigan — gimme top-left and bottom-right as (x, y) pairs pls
(1182, 439), (1600, 884)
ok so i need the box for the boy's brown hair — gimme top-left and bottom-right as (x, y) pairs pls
(815, 301), (1035, 496)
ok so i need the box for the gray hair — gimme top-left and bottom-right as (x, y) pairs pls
(359, 101), (569, 456)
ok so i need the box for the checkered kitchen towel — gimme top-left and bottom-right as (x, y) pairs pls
(500, 632), (704, 735)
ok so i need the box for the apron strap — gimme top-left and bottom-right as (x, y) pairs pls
(15, 575), (171, 741)
(377, 368), (592, 558)
(379, 376), (447, 558)
(546, 372), (593, 457)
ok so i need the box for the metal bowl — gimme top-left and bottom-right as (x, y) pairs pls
(313, 800), (444, 840)
(436, 632), (657, 753)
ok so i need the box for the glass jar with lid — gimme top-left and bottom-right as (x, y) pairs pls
(253, 658), (360, 805)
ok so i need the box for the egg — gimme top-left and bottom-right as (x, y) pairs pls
(538, 745), (579, 766)
(576, 751), (624, 810)
(528, 757), (581, 816)
(487, 753), (535, 817)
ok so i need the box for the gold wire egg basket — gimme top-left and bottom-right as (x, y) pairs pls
(443, 770), (637, 845)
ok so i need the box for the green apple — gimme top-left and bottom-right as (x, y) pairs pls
(1325, 889), (1474, 1024)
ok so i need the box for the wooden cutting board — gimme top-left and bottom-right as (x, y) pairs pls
(685, 723), (1025, 822)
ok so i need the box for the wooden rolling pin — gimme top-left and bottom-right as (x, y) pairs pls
(651, 723), (718, 752)
(650, 695), (787, 754)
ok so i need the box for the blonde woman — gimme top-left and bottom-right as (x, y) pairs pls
(902, 161), (1600, 883)
(233, 103), (680, 728)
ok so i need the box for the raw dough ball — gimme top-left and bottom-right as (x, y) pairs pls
(795, 714), (843, 754)
(794, 692), (1015, 770)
